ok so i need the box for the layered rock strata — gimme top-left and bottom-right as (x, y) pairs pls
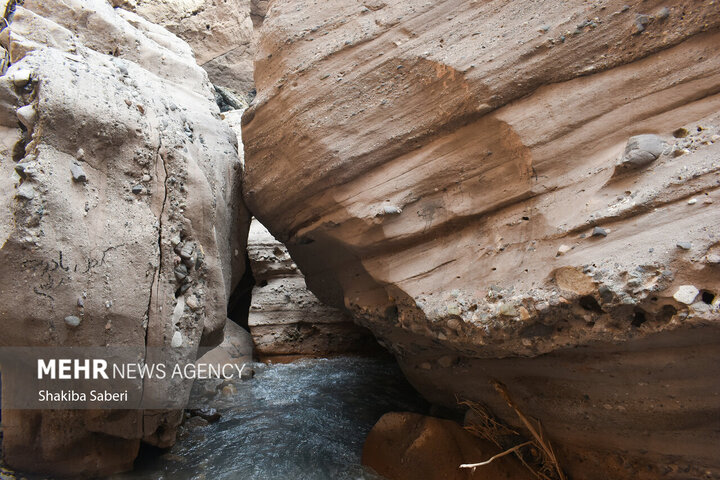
(112, 0), (265, 97)
(242, 1), (720, 478)
(0, 0), (249, 475)
(247, 219), (379, 358)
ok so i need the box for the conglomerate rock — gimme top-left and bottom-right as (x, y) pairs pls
(0, 0), (249, 475)
(242, 1), (720, 478)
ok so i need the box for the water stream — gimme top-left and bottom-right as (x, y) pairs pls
(110, 356), (428, 480)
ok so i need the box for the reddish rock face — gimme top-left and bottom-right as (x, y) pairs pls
(243, 1), (720, 478)
(362, 412), (532, 480)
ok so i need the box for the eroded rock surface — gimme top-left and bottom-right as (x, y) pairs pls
(243, 1), (720, 478)
(247, 219), (379, 358)
(112, 0), (260, 96)
(0, 0), (249, 475)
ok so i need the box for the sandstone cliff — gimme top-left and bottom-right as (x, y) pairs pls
(247, 219), (379, 358)
(242, 1), (720, 478)
(0, 0), (248, 475)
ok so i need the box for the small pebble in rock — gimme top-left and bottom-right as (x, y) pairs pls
(16, 104), (37, 130)
(592, 226), (608, 237)
(618, 134), (665, 170)
(11, 69), (32, 87)
(633, 14), (650, 34)
(556, 244), (572, 256)
(131, 185), (143, 194)
(64, 315), (81, 328)
(673, 285), (699, 305)
(186, 295), (199, 311)
(174, 264), (189, 281)
(180, 242), (194, 260)
(171, 331), (183, 348)
(656, 7), (670, 20)
(705, 254), (720, 264)
(142, 174), (151, 182)
(70, 163), (87, 183)
(673, 127), (689, 138)
(676, 242), (692, 250)
(687, 198), (697, 205)
(77, 297), (84, 308)
(16, 184), (35, 200)
(382, 205), (402, 215)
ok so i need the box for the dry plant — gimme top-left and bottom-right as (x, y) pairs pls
(458, 380), (567, 480)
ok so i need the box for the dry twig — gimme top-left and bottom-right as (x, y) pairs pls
(460, 440), (533, 469)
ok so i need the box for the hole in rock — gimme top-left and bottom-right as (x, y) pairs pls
(701, 290), (716, 305)
(579, 295), (603, 313)
(657, 304), (677, 323)
(631, 308), (647, 327)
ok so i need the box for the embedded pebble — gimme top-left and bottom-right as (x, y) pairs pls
(557, 244), (571, 256)
(186, 295), (199, 311)
(11, 69), (32, 87)
(16, 184), (36, 200)
(70, 163), (87, 183)
(592, 226), (608, 237)
(64, 315), (81, 328)
(705, 254), (720, 264)
(382, 205), (402, 215)
(131, 185), (143, 194)
(687, 198), (697, 205)
(16, 104), (37, 130)
(676, 242), (692, 250)
(174, 264), (189, 281)
(673, 285), (699, 305)
(618, 134), (665, 169)
(171, 331), (184, 348)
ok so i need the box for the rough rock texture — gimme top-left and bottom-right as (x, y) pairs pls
(0, 0), (249, 475)
(362, 412), (532, 480)
(247, 219), (380, 358)
(242, 1), (720, 478)
(196, 318), (254, 369)
(112, 0), (262, 96)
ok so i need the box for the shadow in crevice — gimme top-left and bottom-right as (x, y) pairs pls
(226, 251), (255, 331)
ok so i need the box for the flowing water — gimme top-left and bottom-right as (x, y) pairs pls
(111, 356), (428, 480)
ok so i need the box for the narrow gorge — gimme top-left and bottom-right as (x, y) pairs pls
(0, 0), (718, 479)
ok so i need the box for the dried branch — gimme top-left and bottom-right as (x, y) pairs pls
(460, 441), (533, 469)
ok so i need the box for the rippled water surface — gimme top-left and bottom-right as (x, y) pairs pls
(112, 356), (428, 480)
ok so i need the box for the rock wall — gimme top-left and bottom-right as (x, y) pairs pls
(247, 219), (380, 358)
(0, 0), (249, 475)
(112, 0), (265, 97)
(242, 1), (720, 478)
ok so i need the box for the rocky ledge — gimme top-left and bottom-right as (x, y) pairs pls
(247, 219), (380, 359)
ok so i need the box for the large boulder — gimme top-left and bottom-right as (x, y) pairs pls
(112, 0), (258, 96)
(362, 412), (532, 480)
(242, 1), (720, 478)
(0, 0), (249, 475)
